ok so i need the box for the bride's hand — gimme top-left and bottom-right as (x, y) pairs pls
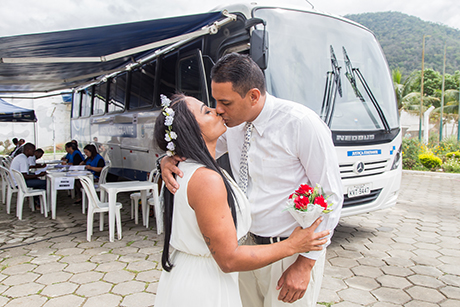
(287, 217), (330, 254)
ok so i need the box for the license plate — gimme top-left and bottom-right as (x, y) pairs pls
(347, 183), (371, 198)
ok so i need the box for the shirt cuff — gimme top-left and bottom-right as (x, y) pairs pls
(299, 249), (324, 261)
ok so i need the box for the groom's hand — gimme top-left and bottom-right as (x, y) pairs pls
(276, 256), (315, 303)
(161, 155), (185, 194)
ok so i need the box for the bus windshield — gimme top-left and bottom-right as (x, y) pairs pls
(253, 8), (399, 131)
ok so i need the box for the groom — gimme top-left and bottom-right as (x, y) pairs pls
(161, 53), (343, 306)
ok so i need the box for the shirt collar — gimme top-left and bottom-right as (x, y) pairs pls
(251, 93), (274, 137)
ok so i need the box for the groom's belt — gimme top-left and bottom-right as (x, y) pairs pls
(251, 233), (288, 245)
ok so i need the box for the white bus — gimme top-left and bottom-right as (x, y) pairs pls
(70, 2), (402, 217)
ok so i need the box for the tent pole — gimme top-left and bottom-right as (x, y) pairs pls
(34, 121), (37, 147)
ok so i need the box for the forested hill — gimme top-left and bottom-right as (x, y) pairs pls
(344, 11), (460, 78)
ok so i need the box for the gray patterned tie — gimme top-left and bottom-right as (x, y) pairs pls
(238, 122), (253, 195)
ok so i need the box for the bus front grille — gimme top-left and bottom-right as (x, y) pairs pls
(343, 188), (382, 207)
(339, 159), (389, 180)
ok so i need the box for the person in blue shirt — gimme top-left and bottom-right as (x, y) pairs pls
(64, 142), (84, 165)
(62, 140), (82, 163)
(82, 144), (105, 179)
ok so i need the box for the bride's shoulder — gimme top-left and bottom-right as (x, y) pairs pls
(188, 167), (226, 210)
(190, 167), (222, 186)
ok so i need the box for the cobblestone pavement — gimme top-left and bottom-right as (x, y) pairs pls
(319, 171), (460, 306)
(0, 191), (163, 307)
(0, 171), (459, 306)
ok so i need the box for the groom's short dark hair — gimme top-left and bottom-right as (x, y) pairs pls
(211, 53), (266, 98)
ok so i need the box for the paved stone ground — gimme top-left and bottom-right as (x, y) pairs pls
(319, 171), (460, 306)
(0, 191), (163, 307)
(0, 171), (458, 306)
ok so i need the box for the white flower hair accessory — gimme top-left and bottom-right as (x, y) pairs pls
(161, 94), (177, 157)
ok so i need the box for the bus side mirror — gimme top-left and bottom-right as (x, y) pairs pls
(246, 18), (268, 70)
(250, 29), (269, 70)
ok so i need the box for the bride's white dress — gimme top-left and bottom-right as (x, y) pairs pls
(155, 160), (251, 307)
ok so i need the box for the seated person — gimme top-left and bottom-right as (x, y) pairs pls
(11, 139), (25, 157)
(10, 143), (46, 207)
(9, 138), (19, 155)
(81, 144), (105, 179)
(63, 142), (84, 165)
(61, 139), (82, 163)
(28, 148), (46, 169)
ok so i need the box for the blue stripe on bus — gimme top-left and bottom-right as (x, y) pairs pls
(347, 149), (382, 156)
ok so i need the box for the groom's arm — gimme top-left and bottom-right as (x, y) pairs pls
(276, 113), (343, 303)
(297, 114), (343, 260)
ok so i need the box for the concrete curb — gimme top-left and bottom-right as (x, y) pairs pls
(403, 169), (460, 178)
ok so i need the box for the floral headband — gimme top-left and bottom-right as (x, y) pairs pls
(161, 94), (177, 157)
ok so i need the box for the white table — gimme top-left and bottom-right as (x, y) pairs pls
(43, 159), (63, 165)
(100, 181), (156, 242)
(46, 170), (92, 219)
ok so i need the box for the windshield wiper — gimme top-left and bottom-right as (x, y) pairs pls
(342, 46), (390, 133)
(320, 45), (342, 127)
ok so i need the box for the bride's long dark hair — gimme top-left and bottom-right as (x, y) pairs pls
(154, 94), (238, 272)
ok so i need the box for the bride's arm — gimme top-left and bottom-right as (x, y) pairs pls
(188, 167), (329, 273)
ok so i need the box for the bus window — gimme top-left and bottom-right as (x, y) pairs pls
(129, 63), (155, 109)
(108, 73), (127, 113)
(178, 55), (202, 101)
(94, 82), (107, 115)
(158, 53), (178, 97)
(72, 92), (81, 118)
(81, 87), (92, 117)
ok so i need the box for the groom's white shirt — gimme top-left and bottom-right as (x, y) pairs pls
(216, 93), (343, 260)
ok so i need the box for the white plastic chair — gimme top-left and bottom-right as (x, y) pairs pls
(11, 169), (47, 220)
(81, 164), (110, 214)
(79, 175), (122, 242)
(2, 156), (12, 169)
(0, 164), (7, 204)
(0, 165), (18, 213)
(146, 172), (163, 234)
(130, 169), (156, 224)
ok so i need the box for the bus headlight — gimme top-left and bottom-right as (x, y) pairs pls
(390, 145), (402, 170)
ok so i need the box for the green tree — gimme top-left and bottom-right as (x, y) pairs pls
(393, 68), (414, 110)
(401, 92), (440, 115)
(406, 69), (443, 97)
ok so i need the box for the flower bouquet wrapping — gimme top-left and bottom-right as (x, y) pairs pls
(285, 183), (333, 228)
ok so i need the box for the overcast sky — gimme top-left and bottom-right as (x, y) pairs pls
(0, 0), (459, 37)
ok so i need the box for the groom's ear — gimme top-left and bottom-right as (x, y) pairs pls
(248, 88), (261, 106)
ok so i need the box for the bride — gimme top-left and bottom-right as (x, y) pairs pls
(153, 94), (329, 307)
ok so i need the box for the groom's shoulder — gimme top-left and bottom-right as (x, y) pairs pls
(272, 96), (321, 124)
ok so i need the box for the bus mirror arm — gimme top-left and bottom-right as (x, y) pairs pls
(248, 18), (268, 70)
(245, 18), (266, 30)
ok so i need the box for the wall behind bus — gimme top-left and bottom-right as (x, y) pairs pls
(0, 95), (71, 153)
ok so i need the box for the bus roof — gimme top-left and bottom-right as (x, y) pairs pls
(215, 2), (373, 34)
(0, 2), (373, 96)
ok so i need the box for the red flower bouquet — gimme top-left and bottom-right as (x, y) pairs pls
(286, 183), (333, 228)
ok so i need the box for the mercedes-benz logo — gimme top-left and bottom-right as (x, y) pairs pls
(353, 161), (365, 174)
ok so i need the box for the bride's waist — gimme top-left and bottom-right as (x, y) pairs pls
(171, 247), (213, 259)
